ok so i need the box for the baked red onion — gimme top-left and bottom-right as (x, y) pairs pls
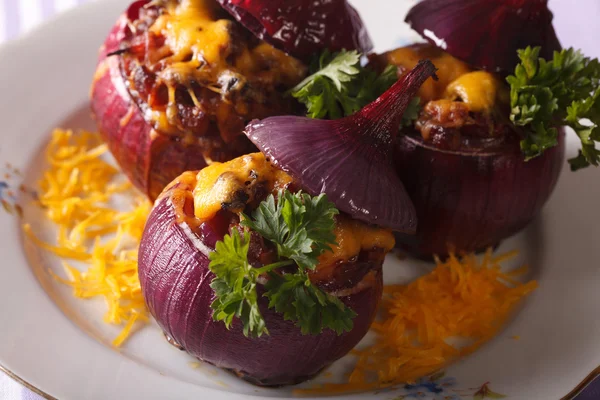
(138, 170), (386, 386)
(90, 0), (306, 200)
(244, 60), (438, 232)
(216, 0), (373, 62)
(394, 130), (565, 257)
(405, 0), (561, 73)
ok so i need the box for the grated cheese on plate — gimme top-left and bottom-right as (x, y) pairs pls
(23, 129), (151, 347)
(295, 249), (537, 395)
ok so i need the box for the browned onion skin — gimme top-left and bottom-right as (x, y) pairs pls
(394, 129), (565, 258)
(138, 184), (384, 386)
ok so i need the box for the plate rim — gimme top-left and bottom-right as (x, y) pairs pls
(0, 363), (56, 400)
(561, 367), (600, 400)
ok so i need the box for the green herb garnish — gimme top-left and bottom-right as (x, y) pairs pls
(208, 190), (356, 338)
(291, 50), (418, 125)
(508, 46), (600, 169)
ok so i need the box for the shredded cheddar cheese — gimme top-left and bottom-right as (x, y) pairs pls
(24, 129), (151, 347)
(295, 249), (537, 395)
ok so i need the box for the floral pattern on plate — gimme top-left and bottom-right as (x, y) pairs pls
(1, 163), (23, 216)
(0, 162), (36, 217)
(388, 373), (505, 400)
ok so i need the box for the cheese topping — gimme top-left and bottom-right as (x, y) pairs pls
(316, 217), (394, 273)
(150, 0), (232, 79)
(147, 0), (235, 134)
(385, 44), (508, 112)
(192, 153), (293, 221)
(385, 44), (471, 103)
(445, 71), (509, 113)
(135, 0), (307, 136)
(150, 0), (306, 87)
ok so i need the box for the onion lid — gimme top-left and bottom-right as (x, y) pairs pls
(216, 0), (373, 62)
(405, 0), (561, 73)
(245, 60), (438, 232)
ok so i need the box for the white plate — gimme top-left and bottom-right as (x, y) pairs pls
(0, 1), (598, 399)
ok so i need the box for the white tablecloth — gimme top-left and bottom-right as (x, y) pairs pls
(0, 0), (597, 399)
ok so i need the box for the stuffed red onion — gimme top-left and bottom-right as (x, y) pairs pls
(138, 153), (394, 385)
(360, 0), (600, 258)
(90, 0), (372, 200)
(368, 44), (565, 257)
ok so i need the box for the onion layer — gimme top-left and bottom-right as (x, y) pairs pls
(138, 181), (384, 386)
(216, 0), (373, 62)
(394, 129), (565, 258)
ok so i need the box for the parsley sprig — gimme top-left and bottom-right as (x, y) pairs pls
(508, 46), (600, 169)
(291, 50), (420, 124)
(208, 190), (356, 338)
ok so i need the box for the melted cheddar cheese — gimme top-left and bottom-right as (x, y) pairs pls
(320, 217), (394, 266)
(150, 0), (231, 68)
(314, 216), (394, 280)
(193, 153), (292, 221)
(384, 44), (508, 112)
(26, 129), (151, 347)
(445, 71), (509, 113)
(150, 0), (306, 86)
(143, 0), (307, 135)
(385, 44), (472, 103)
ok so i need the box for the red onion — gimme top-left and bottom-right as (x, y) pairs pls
(90, 1), (304, 200)
(405, 0), (561, 73)
(138, 174), (384, 386)
(244, 61), (438, 232)
(216, 0), (373, 62)
(394, 130), (565, 257)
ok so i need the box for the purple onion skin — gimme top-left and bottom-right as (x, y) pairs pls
(138, 186), (383, 386)
(245, 61), (438, 233)
(393, 129), (565, 258)
(405, 0), (561, 74)
(216, 0), (373, 63)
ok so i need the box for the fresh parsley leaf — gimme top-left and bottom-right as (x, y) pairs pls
(308, 50), (362, 92)
(372, 65), (399, 98)
(291, 50), (407, 120)
(264, 271), (356, 335)
(301, 192), (339, 256)
(508, 46), (600, 168)
(209, 190), (355, 337)
(209, 230), (268, 338)
(241, 190), (339, 270)
(291, 50), (361, 119)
